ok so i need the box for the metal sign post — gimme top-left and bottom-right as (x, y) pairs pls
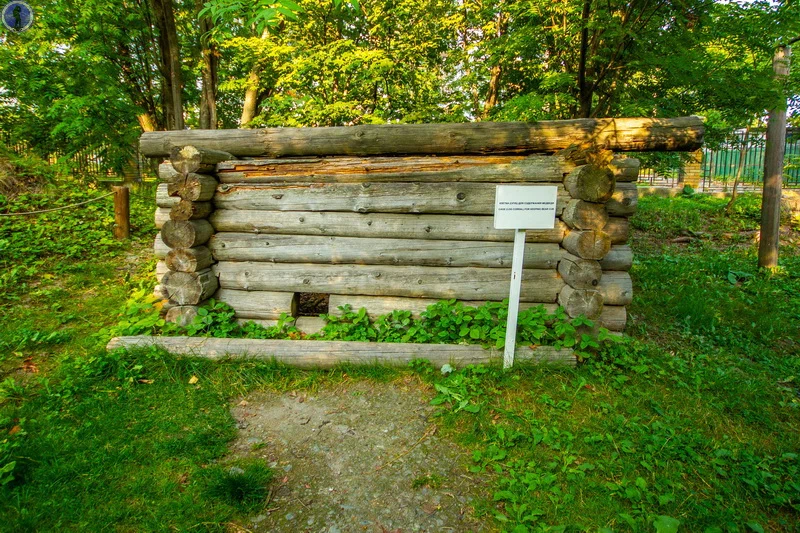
(493, 185), (558, 369)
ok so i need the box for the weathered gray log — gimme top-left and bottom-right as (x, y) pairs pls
(295, 317), (326, 335)
(605, 217), (630, 244)
(165, 305), (199, 327)
(214, 288), (298, 320)
(327, 294), (559, 319)
(561, 199), (609, 230)
(557, 253), (602, 289)
(167, 173), (218, 202)
(161, 219), (214, 248)
(170, 145), (235, 175)
(156, 183), (179, 208)
(155, 208), (171, 229)
(597, 271), (633, 305)
(156, 260), (169, 283)
(169, 200), (213, 221)
(213, 182), (569, 216)
(154, 284), (169, 300)
(557, 286), (604, 319)
(162, 268), (219, 305)
(561, 230), (611, 260)
(107, 336), (576, 368)
(139, 117), (704, 157)
(158, 162), (181, 183)
(599, 245), (633, 271)
(609, 157), (640, 182)
(213, 262), (564, 302)
(208, 233), (563, 269)
(236, 318), (279, 329)
(166, 246), (214, 273)
(597, 305), (627, 332)
(210, 210), (567, 243)
(154, 233), (169, 259)
(606, 183), (638, 216)
(215, 154), (575, 183)
(564, 165), (615, 202)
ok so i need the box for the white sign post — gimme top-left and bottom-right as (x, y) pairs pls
(493, 185), (558, 369)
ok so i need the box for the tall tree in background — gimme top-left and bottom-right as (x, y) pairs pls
(151, 0), (185, 129)
(196, 0), (219, 129)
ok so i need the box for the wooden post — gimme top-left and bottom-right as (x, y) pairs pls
(503, 229), (526, 369)
(112, 186), (130, 240)
(759, 45), (791, 269)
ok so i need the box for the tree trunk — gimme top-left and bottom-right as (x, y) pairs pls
(726, 126), (750, 213)
(240, 29), (270, 126)
(577, 0), (593, 118)
(196, 0), (218, 129)
(151, 0), (184, 130)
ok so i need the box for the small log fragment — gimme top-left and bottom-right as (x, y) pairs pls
(564, 164), (615, 202)
(557, 286), (604, 319)
(599, 245), (633, 271)
(165, 305), (199, 327)
(162, 268), (219, 306)
(561, 230), (611, 260)
(607, 183), (638, 216)
(154, 284), (169, 300)
(214, 289), (298, 320)
(161, 219), (214, 248)
(605, 217), (630, 244)
(158, 161), (181, 183)
(169, 200), (213, 221)
(156, 183), (179, 208)
(561, 199), (608, 230)
(170, 145), (235, 175)
(155, 207), (170, 229)
(558, 254), (602, 289)
(167, 173), (218, 202)
(597, 305), (627, 332)
(166, 246), (214, 273)
(597, 271), (633, 305)
(609, 157), (640, 182)
(154, 233), (169, 259)
(156, 260), (169, 283)
(295, 317), (326, 335)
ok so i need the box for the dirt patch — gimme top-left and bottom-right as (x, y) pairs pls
(228, 378), (492, 532)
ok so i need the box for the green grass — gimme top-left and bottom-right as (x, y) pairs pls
(1, 188), (799, 531)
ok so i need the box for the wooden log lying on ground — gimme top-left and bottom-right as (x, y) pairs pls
(139, 117), (704, 157)
(327, 295), (559, 318)
(155, 208), (171, 229)
(561, 200), (609, 230)
(166, 246), (214, 273)
(214, 288), (298, 320)
(169, 200), (213, 221)
(564, 165), (615, 202)
(154, 233), (169, 259)
(606, 183), (638, 216)
(597, 271), (633, 305)
(107, 336), (576, 368)
(213, 262), (565, 302)
(557, 254), (602, 289)
(605, 217), (630, 244)
(167, 173), (218, 202)
(213, 182), (570, 216)
(165, 305), (199, 327)
(156, 183), (180, 208)
(171, 145), (235, 175)
(208, 233), (563, 269)
(162, 268), (218, 305)
(158, 162), (181, 182)
(557, 286), (604, 319)
(210, 210), (568, 243)
(162, 219), (214, 248)
(599, 245), (633, 271)
(609, 157), (640, 182)
(215, 154), (575, 183)
(561, 230), (611, 260)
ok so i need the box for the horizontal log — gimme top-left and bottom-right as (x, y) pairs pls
(599, 245), (633, 271)
(139, 117), (704, 157)
(166, 246), (214, 273)
(154, 233), (169, 259)
(155, 208), (170, 229)
(215, 154), (575, 183)
(295, 317), (326, 335)
(214, 288), (298, 320)
(327, 294), (558, 319)
(213, 182), (569, 216)
(598, 305), (626, 332)
(606, 183), (638, 216)
(167, 173), (218, 202)
(597, 271), (633, 305)
(557, 254), (602, 289)
(171, 145), (234, 175)
(158, 162), (181, 182)
(564, 165), (615, 203)
(156, 261), (169, 283)
(210, 210), (567, 243)
(162, 268), (218, 305)
(156, 183), (180, 208)
(562, 230), (611, 260)
(169, 200), (213, 221)
(557, 286), (604, 319)
(162, 219), (214, 248)
(561, 199), (608, 231)
(605, 217), (630, 244)
(107, 336), (576, 368)
(609, 157), (640, 182)
(208, 233), (563, 269)
(213, 262), (565, 302)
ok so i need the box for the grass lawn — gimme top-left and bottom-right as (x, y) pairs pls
(1, 186), (799, 532)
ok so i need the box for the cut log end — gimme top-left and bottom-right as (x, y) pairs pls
(162, 268), (219, 305)
(564, 164), (615, 203)
(162, 219), (214, 248)
(561, 230), (611, 260)
(170, 145), (234, 175)
(557, 286), (604, 319)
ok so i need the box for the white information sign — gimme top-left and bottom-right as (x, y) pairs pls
(493, 186), (558, 369)
(493, 185), (558, 229)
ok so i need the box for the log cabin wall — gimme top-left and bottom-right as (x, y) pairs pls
(145, 118), (704, 334)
